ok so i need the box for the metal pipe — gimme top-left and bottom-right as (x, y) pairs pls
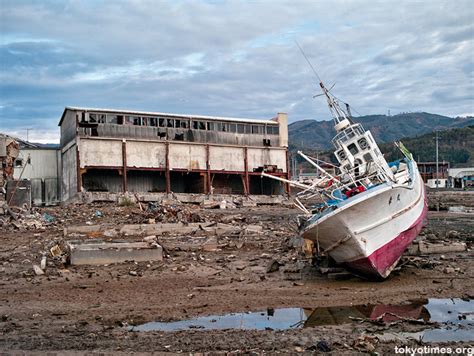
(297, 151), (337, 181)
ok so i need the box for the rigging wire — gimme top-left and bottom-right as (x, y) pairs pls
(295, 40), (365, 118)
(295, 40), (322, 83)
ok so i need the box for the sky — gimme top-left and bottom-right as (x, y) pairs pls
(0, 0), (473, 143)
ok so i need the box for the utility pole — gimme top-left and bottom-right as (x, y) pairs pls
(26, 128), (32, 142)
(435, 130), (439, 189)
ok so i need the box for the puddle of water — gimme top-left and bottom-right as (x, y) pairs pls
(132, 308), (305, 332)
(131, 298), (473, 342)
(420, 298), (473, 342)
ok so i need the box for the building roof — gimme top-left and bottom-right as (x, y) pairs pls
(59, 106), (281, 126)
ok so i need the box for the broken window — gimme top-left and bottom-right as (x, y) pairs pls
(268, 126), (279, 135)
(175, 119), (181, 128)
(14, 158), (23, 167)
(149, 117), (158, 126)
(159, 118), (165, 127)
(192, 121), (199, 129)
(167, 119), (173, 127)
(263, 139), (271, 146)
(207, 122), (214, 131)
(131, 116), (141, 125)
(174, 133), (184, 140)
(89, 113), (97, 123)
(98, 114), (106, 123)
(199, 121), (206, 130)
(181, 120), (188, 128)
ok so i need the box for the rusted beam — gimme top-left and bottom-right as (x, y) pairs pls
(241, 175), (247, 195)
(165, 141), (171, 194)
(285, 149), (291, 196)
(206, 144), (211, 194)
(244, 146), (249, 196)
(122, 139), (128, 192)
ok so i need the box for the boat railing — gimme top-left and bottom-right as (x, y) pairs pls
(331, 123), (365, 146)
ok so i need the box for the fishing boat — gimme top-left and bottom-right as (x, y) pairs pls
(263, 80), (428, 279)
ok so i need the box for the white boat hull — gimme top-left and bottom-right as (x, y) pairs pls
(302, 162), (428, 279)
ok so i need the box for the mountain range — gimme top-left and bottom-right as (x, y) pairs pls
(288, 112), (474, 151)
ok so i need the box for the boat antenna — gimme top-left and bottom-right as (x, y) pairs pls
(295, 40), (322, 82)
(295, 40), (350, 126)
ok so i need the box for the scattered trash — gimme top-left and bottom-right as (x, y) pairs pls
(266, 260), (282, 273)
(43, 213), (55, 223)
(94, 210), (103, 218)
(50, 245), (62, 257)
(40, 256), (47, 270)
(33, 264), (44, 276)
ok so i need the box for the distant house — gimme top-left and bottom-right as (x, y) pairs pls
(417, 161), (450, 183)
(448, 167), (474, 189)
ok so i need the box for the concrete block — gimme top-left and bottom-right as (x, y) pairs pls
(64, 225), (103, 236)
(419, 242), (467, 255)
(68, 241), (163, 265)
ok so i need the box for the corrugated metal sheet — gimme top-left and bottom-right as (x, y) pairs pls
(31, 178), (43, 206)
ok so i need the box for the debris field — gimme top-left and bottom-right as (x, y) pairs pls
(0, 191), (473, 354)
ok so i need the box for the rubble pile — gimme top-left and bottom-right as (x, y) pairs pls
(0, 134), (20, 214)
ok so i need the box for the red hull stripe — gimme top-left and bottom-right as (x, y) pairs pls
(345, 200), (428, 279)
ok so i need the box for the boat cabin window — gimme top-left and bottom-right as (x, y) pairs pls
(358, 138), (369, 150)
(237, 124), (245, 133)
(363, 153), (373, 162)
(337, 150), (347, 160)
(347, 143), (359, 155)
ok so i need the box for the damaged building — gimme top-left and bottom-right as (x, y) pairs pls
(0, 133), (61, 208)
(59, 107), (289, 202)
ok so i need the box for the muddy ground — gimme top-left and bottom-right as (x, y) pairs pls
(0, 190), (473, 354)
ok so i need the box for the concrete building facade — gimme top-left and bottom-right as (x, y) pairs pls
(59, 107), (289, 202)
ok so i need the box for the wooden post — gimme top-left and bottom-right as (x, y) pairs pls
(244, 147), (249, 196)
(122, 139), (128, 192)
(165, 141), (171, 194)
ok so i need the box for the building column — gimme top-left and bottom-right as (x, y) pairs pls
(206, 144), (211, 194)
(244, 147), (249, 196)
(76, 143), (82, 193)
(285, 149), (291, 196)
(122, 139), (128, 192)
(165, 141), (171, 194)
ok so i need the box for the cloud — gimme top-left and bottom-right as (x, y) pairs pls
(0, 0), (473, 142)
